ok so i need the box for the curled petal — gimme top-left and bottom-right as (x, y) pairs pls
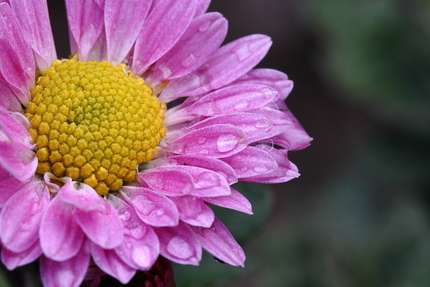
(160, 34), (272, 99)
(0, 181), (49, 252)
(191, 217), (245, 267)
(186, 84), (277, 116)
(91, 243), (136, 284)
(0, 109), (34, 148)
(165, 125), (247, 158)
(121, 186), (179, 227)
(0, 141), (37, 182)
(155, 221), (202, 265)
(40, 197), (85, 261)
(1, 240), (42, 270)
(204, 188), (253, 215)
(0, 82), (22, 112)
(40, 243), (90, 287)
(75, 198), (124, 249)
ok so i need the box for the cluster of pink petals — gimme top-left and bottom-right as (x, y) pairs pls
(0, 0), (311, 286)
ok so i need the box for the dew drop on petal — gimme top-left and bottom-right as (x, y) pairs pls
(132, 245), (153, 267)
(132, 195), (156, 216)
(197, 137), (207, 144)
(181, 53), (197, 68)
(253, 164), (270, 173)
(217, 134), (241, 153)
(118, 208), (131, 221)
(233, 101), (249, 111)
(255, 119), (271, 129)
(233, 45), (252, 62)
(167, 236), (193, 260)
(195, 172), (220, 188)
(198, 20), (212, 32)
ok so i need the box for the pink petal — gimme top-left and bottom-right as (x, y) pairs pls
(233, 68), (294, 102)
(171, 195), (215, 227)
(0, 3), (33, 105)
(151, 12), (227, 82)
(104, 0), (152, 65)
(65, 0), (104, 61)
(137, 167), (194, 196)
(165, 125), (247, 158)
(153, 155), (237, 184)
(132, 0), (197, 74)
(186, 84), (277, 116)
(243, 107), (293, 143)
(121, 186), (179, 227)
(56, 182), (102, 211)
(0, 181), (49, 252)
(40, 243), (90, 287)
(10, 0), (57, 71)
(191, 217), (245, 267)
(1, 239), (42, 270)
(106, 195), (160, 270)
(222, 146), (278, 178)
(271, 110), (312, 150)
(194, 0), (211, 16)
(0, 165), (25, 207)
(75, 198), (124, 249)
(172, 165), (231, 197)
(204, 187), (253, 215)
(40, 197), (85, 261)
(188, 113), (275, 144)
(0, 81), (22, 112)
(91, 243), (136, 284)
(245, 145), (300, 183)
(155, 221), (202, 265)
(0, 141), (37, 182)
(160, 34), (272, 100)
(0, 108), (34, 148)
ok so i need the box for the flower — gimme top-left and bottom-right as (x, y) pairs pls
(0, 0), (311, 286)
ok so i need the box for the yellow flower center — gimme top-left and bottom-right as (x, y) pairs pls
(24, 57), (166, 196)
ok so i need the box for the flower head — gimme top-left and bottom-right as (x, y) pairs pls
(0, 0), (311, 286)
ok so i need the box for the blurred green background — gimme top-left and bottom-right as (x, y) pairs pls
(2, 0), (430, 286)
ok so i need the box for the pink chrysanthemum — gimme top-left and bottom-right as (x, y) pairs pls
(0, 0), (311, 286)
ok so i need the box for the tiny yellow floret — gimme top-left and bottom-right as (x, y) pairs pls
(25, 57), (166, 195)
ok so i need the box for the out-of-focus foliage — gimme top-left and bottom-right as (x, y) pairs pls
(311, 0), (430, 134)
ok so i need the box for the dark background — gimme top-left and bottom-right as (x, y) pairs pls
(3, 1), (430, 286)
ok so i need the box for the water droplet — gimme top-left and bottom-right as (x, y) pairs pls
(181, 53), (197, 68)
(255, 119), (271, 129)
(233, 45), (252, 62)
(167, 236), (193, 260)
(125, 242), (133, 249)
(253, 164), (269, 173)
(233, 101), (249, 111)
(118, 208), (131, 221)
(197, 137), (207, 144)
(241, 166), (248, 172)
(132, 195), (155, 216)
(195, 172), (220, 188)
(132, 245), (153, 268)
(217, 134), (241, 153)
(198, 20), (211, 32)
